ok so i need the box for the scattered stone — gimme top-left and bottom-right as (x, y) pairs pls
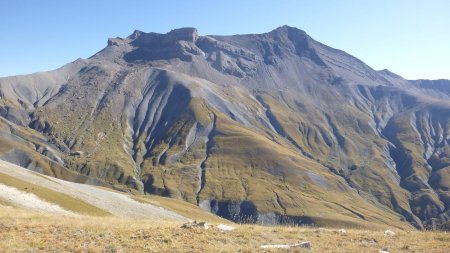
(379, 248), (390, 253)
(181, 221), (209, 229)
(315, 228), (330, 233)
(70, 151), (83, 156)
(261, 241), (312, 250)
(384, 229), (395, 237)
(217, 224), (235, 232)
(360, 239), (377, 246)
(337, 229), (347, 234)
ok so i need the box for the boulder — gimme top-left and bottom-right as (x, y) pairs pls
(217, 224), (235, 232)
(337, 229), (347, 234)
(384, 229), (395, 237)
(181, 221), (209, 229)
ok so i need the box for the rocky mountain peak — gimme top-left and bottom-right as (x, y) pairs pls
(268, 25), (308, 41)
(121, 27), (202, 62)
(127, 27), (199, 47)
(164, 27), (199, 43)
(128, 29), (144, 40)
(272, 25), (305, 33)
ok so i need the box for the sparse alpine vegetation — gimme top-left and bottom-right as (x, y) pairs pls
(1, 206), (449, 252)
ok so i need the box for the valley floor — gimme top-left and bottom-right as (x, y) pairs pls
(0, 206), (449, 252)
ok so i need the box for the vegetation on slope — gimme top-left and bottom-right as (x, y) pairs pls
(0, 207), (448, 252)
(132, 194), (230, 223)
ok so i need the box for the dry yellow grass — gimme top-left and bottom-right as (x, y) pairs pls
(0, 206), (448, 253)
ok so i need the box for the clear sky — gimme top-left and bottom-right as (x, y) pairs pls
(1, 0), (449, 79)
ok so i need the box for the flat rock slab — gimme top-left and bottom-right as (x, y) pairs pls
(217, 224), (235, 232)
(261, 241), (312, 250)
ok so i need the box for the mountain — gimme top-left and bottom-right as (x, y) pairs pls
(0, 26), (449, 229)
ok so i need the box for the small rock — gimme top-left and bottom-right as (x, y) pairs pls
(181, 221), (209, 229)
(384, 229), (395, 237)
(315, 228), (330, 233)
(337, 229), (347, 234)
(379, 249), (389, 253)
(360, 239), (377, 246)
(296, 241), (312, 250)
(261, 241), (312, 250)
(70, 151), (83, 156)
(217, 224), (235, 232)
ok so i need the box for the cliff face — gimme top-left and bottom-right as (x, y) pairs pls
(1, 26), (449, 229)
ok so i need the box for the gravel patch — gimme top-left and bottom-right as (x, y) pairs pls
(0, 160), (188, 221)
(0, 183), (73, 215)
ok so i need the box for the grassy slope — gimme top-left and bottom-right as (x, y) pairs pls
(0, 198), (11, 206)
(0, 207), (448, 253)
(0, 90), (418, 230)
(0, 172), (109, 216)
(197, 108), (413, 230)
(0, 118), (102, 185)
(132, 195), (230, 223)
(126, 97), (413, 230)
(256, 93), (422, 224)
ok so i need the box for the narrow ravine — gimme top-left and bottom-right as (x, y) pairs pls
(196, 113), (217, 205)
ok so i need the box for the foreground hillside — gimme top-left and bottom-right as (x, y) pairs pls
(0, 153), (449, 252)
(0, 160), (225, 223)
(0, 207), (449, 252)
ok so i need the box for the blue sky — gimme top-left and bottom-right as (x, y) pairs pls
(1, 0), (449, 79)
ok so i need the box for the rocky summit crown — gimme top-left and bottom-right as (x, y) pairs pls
(0, 26), (449, 230)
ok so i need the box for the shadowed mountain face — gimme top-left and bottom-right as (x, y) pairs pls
(1, 26), (449, 230)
